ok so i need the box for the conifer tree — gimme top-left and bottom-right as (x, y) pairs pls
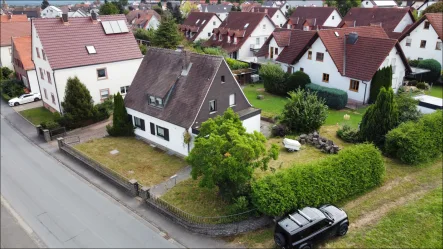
(41, 0), (50, 10)
(61, 77), (94, 127)
(106, 92), (134, 136)
(151, 17), (181, 49)
(369, 66), (392, 103)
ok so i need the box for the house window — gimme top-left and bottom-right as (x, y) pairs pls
(436, 41), (442, 50)
(42, 50), (46, 60)
(233, 37), (237, 44)
(406, 38), (412, 46)
(349, 79), (359, 92)
(100, 89), (109, 99)
(332, 15), (334, 20)
(424, 21), (430, 29)
(227, 36), (231, 43)
(262, 24), (266, 30)
(86, 45), (96, 54)
(308, 51), (312, 60)
(213, 34), (217, 40)
(229, 94), (235, 106)
(36, 48), (40, 58)
(280, 24), (282, 27)
(150, 122), (155, 135)
(97, 68), (107, 79)
(8, 47), (12, 55)
(208, 32), (211, 37)
(156, 125), (169, 141)
(156, 97), (163, 107)
(322, 73), (329, 83)
(275, 47), (278, 55)
(149, 96), (156, 105)
(213, 21), (216, 25)
(219, 34), (222, 41)
(316, 52), (324, 62)
(51, 93), (55, 104)
(39, 68), (44, 80)
(300, 67), (304, 72)
(46, 71), (52, 83)
(134, 116), (145, 131)
(120, 85), (129, 94)
(256, 38), (260, 45)
(420, 40), (427, 48)
(44, 88), (48, 99)
(209, 100), (217, 113)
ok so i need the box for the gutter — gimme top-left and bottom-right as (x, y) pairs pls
(362, 81), (368, 104)
(52, 70), (63, 114)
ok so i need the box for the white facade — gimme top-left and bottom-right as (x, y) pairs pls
(0, 46), (13, 69)
(271, 9), (287, 28)
(267, 37), (284, 61)
(145, 15), (160, 30)
(216, 12), (229, 21)
(323, 9), (342, 27)
(242, 113), (261, 133)
(234, 16), (275, 60)
(68, 10), (88, 17)
(41, 6), (63, 18)
(194, 15), (222, 41)
(362, 0), (397, 8)
(287, 0), (324, 8)
(399, 19), (442, 67)
(23, 70), (39, 93)
(393, 12), (414, 32)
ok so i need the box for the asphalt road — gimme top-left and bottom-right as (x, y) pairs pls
(0, 117), (179, 248)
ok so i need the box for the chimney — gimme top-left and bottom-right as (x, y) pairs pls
(62, 13), (68, 24)
(137, 12), (141, 18)
(264, 8), (268, 13)
(91, 11), (97, 23)
(7, 13), (12, 19)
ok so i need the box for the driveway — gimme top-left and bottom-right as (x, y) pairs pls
(12, 100), (43, 112)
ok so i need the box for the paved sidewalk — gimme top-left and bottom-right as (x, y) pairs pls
(12, 100), (43, 112)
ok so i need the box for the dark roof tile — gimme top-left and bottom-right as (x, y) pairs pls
(288, 7), (338, 30)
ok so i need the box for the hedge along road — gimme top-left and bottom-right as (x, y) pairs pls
(0, 117), (179, 248)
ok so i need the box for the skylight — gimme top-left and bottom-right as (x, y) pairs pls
(244, 23), (249, 29)
(334, 31), (339, 37)
(202, 20), (206, 24)
(86, 45), (96, 54)
(196, 19), (200, 24)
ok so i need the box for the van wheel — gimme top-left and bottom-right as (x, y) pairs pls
(14, 102), (19, 106)
(300, 243), (312, 249)
(338, 223), (348, 236)
(274, 233), (286, 247)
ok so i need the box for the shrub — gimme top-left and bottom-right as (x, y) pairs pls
(408, 59), (420, 67)
(271, 124), (288, 137)
(417, 59), (441, 83)
(61, 77), (95, 129)
(134, 28), (155, 41)
(139, 44), (148, 55)
(106, 92), (134, 136)
(40, 121), (60, 130)
(395, 94), (422, 124)
(0, 67), (13, 80)
(228, 196), (251, 215)
(369, 66), (392, 103)
(251, 144), (385, 216)
(202, 47), (226, 56)
(1, 79), (25, 97)
(305, 83), (348, 110)
(285, 71), (311, 93)
(336, 124), (360, 143)
(259, 63), (287, 96)
(93, 104), (110, 122)
(408, 80), (418, 86)
(385, 111), (442, 165)
(422, 1), (443, 14)
(416, 81), (426, 89)
(226, 58), (249, 70)
(280, 89), (328, 133)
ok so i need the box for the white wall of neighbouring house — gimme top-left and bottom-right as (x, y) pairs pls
(237, 16), (275, 60)
(399, 20), (442, 68)
(146, 15), (160, 30)
(0, 46), (13, 69)
(26, 69), (39, 93)
(380, 46), (407, 92)
(323, 10), (342, 27)
(272, 10), (287, 28)
(195, 15), (222, 42)
(361, 0), (374, 8)
(126, 108), (191, 157)
(242, 113), (261, 133)
(41, 6), (62, 18)
(268, 37), (284, 61)
(53, 58), (142, 107)
(393, 13), (414, 33)
(217, 12), (229, 21)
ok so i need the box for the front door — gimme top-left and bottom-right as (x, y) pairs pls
(270, 47), (274, 59)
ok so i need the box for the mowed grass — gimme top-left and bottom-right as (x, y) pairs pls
(74, 137), (186, 187)
(19, 107), (55, 125)
(425, 84), (443, 98)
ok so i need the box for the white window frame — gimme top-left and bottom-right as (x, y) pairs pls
(120, 85), (129, 94)
(229, 93), (235, 106)
(406, 38), (412, 47)
(86, 45), (96, 54)
(209, 99), (217, 113)
(100, 89), (110, 100)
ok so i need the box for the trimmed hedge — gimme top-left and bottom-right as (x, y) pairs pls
(385, 111), (442, 165)
(305, 83), (348, 109)
(252, 143), (385, 216)
(226, 58), (249, 70)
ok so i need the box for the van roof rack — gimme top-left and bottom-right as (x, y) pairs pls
(289, 214), (303, 227)
(298, 209), (313, 222)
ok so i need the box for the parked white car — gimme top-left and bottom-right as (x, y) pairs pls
(8, 93), (41, 107)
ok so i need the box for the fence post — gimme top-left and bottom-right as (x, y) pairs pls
(36, 125), (42, 136)
(129, 179), (139, 197)
(43, 129), (51, 142)
(140, 186), (150, 201)
(57, 137), (64, 149)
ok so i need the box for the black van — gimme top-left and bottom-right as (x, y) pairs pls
(274, 205), (349, 249)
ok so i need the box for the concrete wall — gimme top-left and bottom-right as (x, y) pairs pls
(399, 19), (442, 67)
(242, 113), (261, 133)
(195, 15), (222, 42)
(0, 46), (13, 69)
(323, 9), (342, 27)
(237, 16), (275, 60)
(393, 13), (414, 33)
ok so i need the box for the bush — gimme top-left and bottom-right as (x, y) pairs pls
(422, 1), (443, 14)
(408, 80), (418, 86)
(417, 59), (441, 83)
(139, 44), (148, 55)
(106, 92), (134, 136)
(369, 66), (392, 103)
(251, 144), (385, 216)
(40, 121), (60, 130)
(280, 88), (328, 133)
(228, 196), (251, 215)
(408, 59), (420, 67)
(202, 47), (226, 56)
(259, 63), (287, 96)
(385, 111), (442, 165)
(285, 71), (311, 93)
(305, 83), (348, 110)
(2, 93), (11, 101)
(395, 94), (422, 124)
(416, 81), (426, 89)
(226, 58), (249, 70)
(134, 28), (155, 41)
(0, 67), (13, 80)
(336, 124), (360, 143)
(93, 104), (110, 122)
(271, 124), (288, 137)
(1, 79), (25, 98)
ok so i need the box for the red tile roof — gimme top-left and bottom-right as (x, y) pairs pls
(0, 14), (28, 22)
(126, 9), (161, 29)
(179, 12), (220, 42)
(0, 20), (31, 46)
(32, 15), (142, 70)
(204, 12), (270, 53)
(287, 7), (338, 30)
(12, 36), (34, 70)
(273, 30), (291, 46)
(241, 2), (262, 12)
(249, 7), (279, 18)
(340, 7), (415, 39)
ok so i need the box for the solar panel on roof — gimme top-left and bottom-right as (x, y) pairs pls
(117, 20), (129, 33)
(102, 21), (114, 34)
(110, 21), (121, 33)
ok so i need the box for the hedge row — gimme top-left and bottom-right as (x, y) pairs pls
(385, 111), (442, 165)
(226, 58), (249, 70)
(251, 143), (385, 216)
(306, 83), (348, 109)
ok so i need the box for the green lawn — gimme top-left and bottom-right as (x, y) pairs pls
(19, 107), (55, 126)
(425, 84), (443, 98)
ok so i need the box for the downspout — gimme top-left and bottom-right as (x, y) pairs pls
(362, 80), (368, 104)
(343, 35), (346, 76)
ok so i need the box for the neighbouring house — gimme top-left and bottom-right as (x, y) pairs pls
(201, 4), (232, 21)
(260, 26), (411, 104)
(261, 0), (291, 15)
(204, 12), (275, 60)
(126, 9), (161, 30)
(250, 7), (287, 28)
(286, 0), (324, 8)
(398, 13), (442, 67)
(12, 7), (41, 19)
(32, 14), (143, 113)
(11, 36), (39, 92)
(41, 6), (62, 18)
(240, 2), (262, 12)
(68, 9), (88, 17)
(286, 7), (342, 30)
(340, 7), (415, 39)
(124, 47), (261, 157)
(0, 14), (30, 69)
(361, 0), (398, 8)
(179, 12), (222, 42)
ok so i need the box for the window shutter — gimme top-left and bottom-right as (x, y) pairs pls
(150, 122), (155, 135)
(140, 119), (145, 131)
(164, 128), (169, 141)
(127, 114), (133, 124)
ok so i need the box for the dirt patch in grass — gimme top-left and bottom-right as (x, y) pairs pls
(74, 137), (186, 187)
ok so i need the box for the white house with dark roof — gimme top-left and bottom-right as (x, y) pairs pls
(250, 7), (287, 28)
(361, 0), (398, 8)
(41, 6), (63, 18)
(201, 4), (232, 21)
(124, 47), (261, 157)
(179, 12), (222, 42)
(32, 13), (143, 113)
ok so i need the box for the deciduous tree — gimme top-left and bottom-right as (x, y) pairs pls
(99, 2), (119, 14)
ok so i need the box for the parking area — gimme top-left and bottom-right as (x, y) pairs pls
(12, 100), (43, 112)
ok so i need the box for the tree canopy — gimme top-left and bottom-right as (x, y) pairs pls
(151, 17), (182, 49)
(61, 77), (95, 128)
(99, 2), (119, 15)
(41, 0), (49, 10)
(180, 1), (198, 17)
(325, 0), (360, 16)
(187, 108), (279, 201)
(422, 1), (443, 15)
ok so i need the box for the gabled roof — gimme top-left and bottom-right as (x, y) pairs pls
(0, 14), (28, 22)
(399, 13), (443, 41)
(124, 48), (224, 128)
(204, 12), (270, 53)
(317, 26), (410, 81)
(179, 12), (220, 41)
(11, 7), (41, 18)
(288, 7), (338, 30)
(126, 9), (161, 29)
(32, 15), (142, 70)
(0, 18), (30, 46)
(12, 36), (34, 70)
(250, 7), (280, 18)
(340, 7), (415, 39)
(202, 4), (232, 13)
(241, 2), (262, 12)
(256, 28), (317, 65)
